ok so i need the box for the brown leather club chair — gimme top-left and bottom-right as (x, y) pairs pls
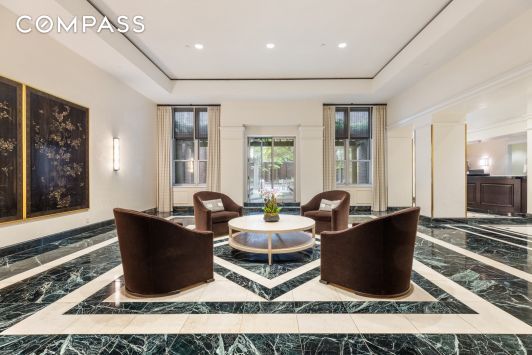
(193, 191), (243, 237)
(113, 208), (214, 297)
(320, 207), (421, 297)
(301, 190), (350, 234)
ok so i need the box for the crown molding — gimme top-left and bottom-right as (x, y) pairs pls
(85, 0), (453, 81)
(389, 62), (532, 129)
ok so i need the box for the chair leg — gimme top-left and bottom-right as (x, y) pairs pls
(319, 279), (329, 285)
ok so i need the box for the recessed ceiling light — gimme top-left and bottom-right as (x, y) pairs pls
(266, 43), (275, 49)
(194, 43), (204, 50)
(338, 42), (347, 48)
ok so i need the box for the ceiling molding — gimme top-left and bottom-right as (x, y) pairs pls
(85, 0), (172, 80)
(85, 0), (454, 81)
(468, 114), (527, 135)
(389, 62), (532, 129)
(372, 0), (453, 78)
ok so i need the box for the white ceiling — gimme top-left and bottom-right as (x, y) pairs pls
(1, 0), (531, 107)
(90, 0), (450, 79)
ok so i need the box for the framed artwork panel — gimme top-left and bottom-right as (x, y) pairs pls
(0, 76), (23, 223)
(26, 87), (89, 218)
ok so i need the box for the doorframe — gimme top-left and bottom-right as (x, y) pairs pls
(245, 135), (297, 203)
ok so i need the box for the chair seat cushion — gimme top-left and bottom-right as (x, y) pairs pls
(304, 210), (332, 222)
(212, 211), (239, 223)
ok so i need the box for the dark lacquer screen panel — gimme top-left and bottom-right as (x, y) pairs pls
(0, 76), (23, 223)
(26, 87), (89, 218)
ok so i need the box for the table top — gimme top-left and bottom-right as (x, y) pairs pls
(228, 214), (315, 233)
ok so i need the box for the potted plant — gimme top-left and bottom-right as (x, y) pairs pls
(262, 191), (281, 222)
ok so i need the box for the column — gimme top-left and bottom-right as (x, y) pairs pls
(298, 126), (323, 203)
(414, 123), (432, 217)
(526, 94), (532, 214)
(432, 122), (466, 218)
(220, 126), (245, 205)
(387, 126), (413, 208)
(414, 120), (466, 218)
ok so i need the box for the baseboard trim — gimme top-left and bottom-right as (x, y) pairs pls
(387, 206), (411, 212)
(0, 219), (114, 258)
(171, 205), (410, 215)
(349, 206), (371, 213)
(0, 207), (155, 258)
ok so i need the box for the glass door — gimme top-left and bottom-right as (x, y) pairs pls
(247, 137), (295, 202)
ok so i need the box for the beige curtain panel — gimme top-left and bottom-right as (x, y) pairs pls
(207, 106), (221, 192)
(323, 106), (336, 191)
(157, 107), (173, 212)
(372, 105), (388, 212)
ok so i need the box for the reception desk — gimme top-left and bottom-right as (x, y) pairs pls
(467, 175), (527, 215)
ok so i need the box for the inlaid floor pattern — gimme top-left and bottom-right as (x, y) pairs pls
(0, 213), (531, 354)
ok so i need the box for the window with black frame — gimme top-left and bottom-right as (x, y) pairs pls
(173, 107), (208, 185)
(335, 107), (371, 185)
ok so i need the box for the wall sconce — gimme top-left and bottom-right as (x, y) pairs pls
(479, 157), (490, 169)
(113, 137), (120, 171)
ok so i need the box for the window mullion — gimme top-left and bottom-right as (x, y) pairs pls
(346, 109), (350, 185)
(344, 140), (349, 185)
(194, 139), (198, 185)
(193, 107), (198, 186)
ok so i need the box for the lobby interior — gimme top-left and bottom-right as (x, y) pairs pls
(1, 0), (532, 353)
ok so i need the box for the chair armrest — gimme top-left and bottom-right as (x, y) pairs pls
(320, 223), (383, 286)
(188, 229), (214, 241)
(194, 204), (212, 232)
(301, 193), (324, 214)
(162, 227), (214, 280)
(301, 198), (320, 214)
(331, 195), (350, 230)
(177, 227), (214, 253)
(224, 198), (243, 214)
(172, 220), (183, 226)
(300, 201), (313, 214)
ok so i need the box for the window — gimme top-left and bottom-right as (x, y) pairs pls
(173, 107), (208, 185)
(335, 107), (371, 185)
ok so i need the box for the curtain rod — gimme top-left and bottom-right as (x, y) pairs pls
(157, 104), (221, 107)
(323, 103), (387, 106)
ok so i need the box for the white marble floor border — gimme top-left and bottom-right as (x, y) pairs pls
(492, 225), (532, 236)
(468, 225), (531, 241)
(212, 240), (321, 289)
(416, 231), (532, 282)
(444, 225), (532, 251)
(0, 238), (118, 290)
(2, 221), (532, 335)
(3, 255), (531, 335)
(479, 225), (532, 240)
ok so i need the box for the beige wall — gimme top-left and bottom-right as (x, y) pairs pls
(219, 101), (325, 205)
(467, 136), (527, 176)
(510, 143), (527, 175)
(0, 9), (157, 247)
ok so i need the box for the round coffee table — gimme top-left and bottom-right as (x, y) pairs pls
(228, 214), (316, 265)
